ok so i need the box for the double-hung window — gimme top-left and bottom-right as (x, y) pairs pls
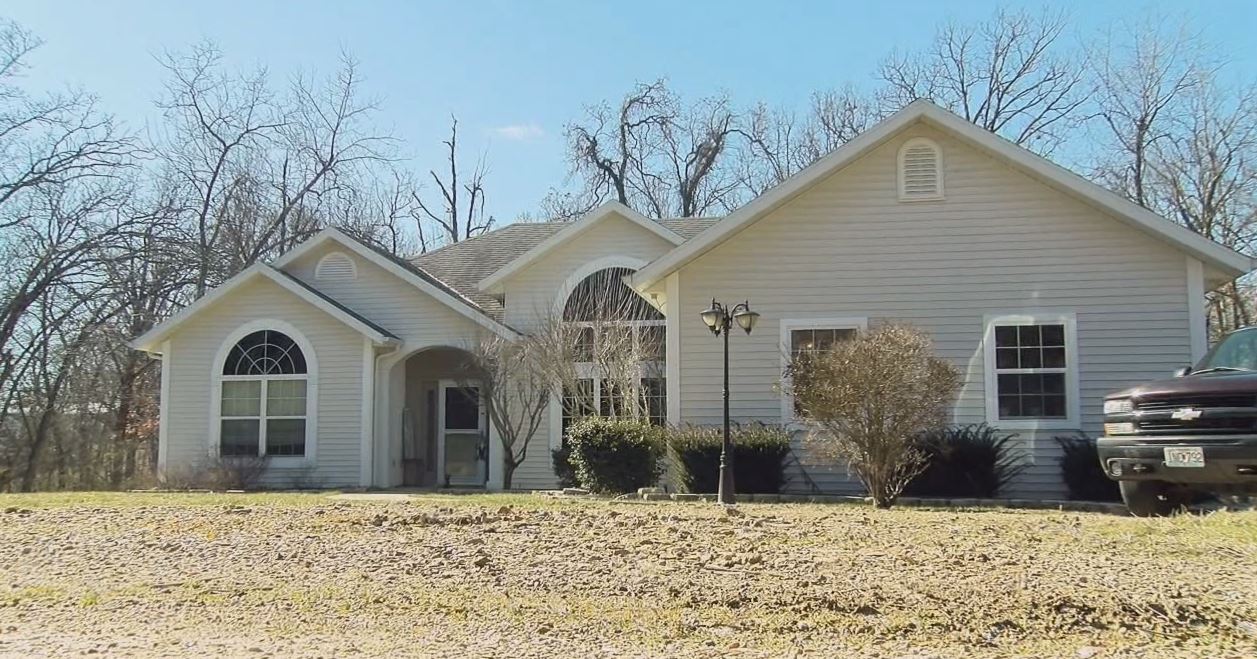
(984, 314), (1078, 428)
(780, 317), (867, 422)
(218, 329), (312, 460)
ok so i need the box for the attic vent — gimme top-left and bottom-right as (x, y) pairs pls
(315, 251), (357, 281)
(898, 138), (943, 201)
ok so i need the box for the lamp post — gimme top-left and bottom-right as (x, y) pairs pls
(699, 299), (760, 505)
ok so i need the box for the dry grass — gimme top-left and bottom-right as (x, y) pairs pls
(0, 491), (1254, 657)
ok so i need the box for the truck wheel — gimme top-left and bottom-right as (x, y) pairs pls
(1119, 480), (1182, 517)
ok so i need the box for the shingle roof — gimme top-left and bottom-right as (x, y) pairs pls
(411, 217), (720, 320)
(275, 269), (400, 340)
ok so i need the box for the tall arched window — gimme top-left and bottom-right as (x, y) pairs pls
(561, 267), (666, 433)
(219, 329), (310, 458)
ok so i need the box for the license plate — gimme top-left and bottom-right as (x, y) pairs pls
(1163, 447), (1205, 468)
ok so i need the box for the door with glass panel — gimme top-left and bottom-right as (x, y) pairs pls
(437, 381), (487, 487)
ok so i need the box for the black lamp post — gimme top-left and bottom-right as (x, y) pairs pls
(699, 299), (760, 505)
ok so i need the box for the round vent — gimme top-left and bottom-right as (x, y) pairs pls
(898, 138), (943, 201)
(315, 251), (357, 281)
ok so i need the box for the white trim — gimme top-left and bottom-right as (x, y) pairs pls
(1186, 256), (1208, 362)
(982, 312), (1080, 431)
(547, 391), (563, 452)
(897, 137), (944, 202)
(315, 250), (358, 281)
(779, 317), (868, 424)
(209, 320), (320, 469)
(156, 340), (172, 473)
(360, 337), (375, 487)
(665, 272), (681, 426)
(632, 100), (1251, 291)
(553, 255), (650, 311)
(272, 228), (521, 340)
(479, 201), (683, 293)
(132, 264), (397, 352)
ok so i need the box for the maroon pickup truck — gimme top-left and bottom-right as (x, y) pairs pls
(1099, 327), (1257, 516)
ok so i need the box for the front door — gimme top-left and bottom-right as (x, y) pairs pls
(437, 381), (487, 487)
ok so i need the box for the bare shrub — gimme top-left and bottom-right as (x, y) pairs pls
(784, 324), (961, 508)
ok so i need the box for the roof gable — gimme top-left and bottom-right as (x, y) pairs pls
(632, 100), (1253, 291)
(131, 264), (399, 353)
(273, 228), (520, 339)
(477, 201), (684, 293)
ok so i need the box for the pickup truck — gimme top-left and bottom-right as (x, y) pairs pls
(1099, 326), (1257, 516)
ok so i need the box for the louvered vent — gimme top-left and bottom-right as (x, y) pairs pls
(315, 251), (357, 281)
(898, 138), (943, 201)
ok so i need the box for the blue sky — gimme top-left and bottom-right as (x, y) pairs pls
(6, 1), (1257, 222)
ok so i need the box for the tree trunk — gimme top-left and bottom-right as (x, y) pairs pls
(502, 461), (516, 491)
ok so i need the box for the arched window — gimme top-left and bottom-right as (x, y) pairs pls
(219, 329), (311, 458)
(561, 267), (666, 432)
(898, 137), (943, 201)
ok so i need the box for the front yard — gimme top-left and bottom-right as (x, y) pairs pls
(1, 492), (1255, 658)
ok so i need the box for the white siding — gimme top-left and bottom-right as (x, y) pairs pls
(675, 125), (1192, 498)
(164, 278), (365, 487)
(283, 242), (499, 486)
(499, 212), (678, 488)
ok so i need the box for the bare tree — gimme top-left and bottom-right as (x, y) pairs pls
(736, 87), (877, 194)
(561, 80), (741, 218)
(878, 8), (1089, 152)
(1090, 18), (1207, 207)
(412, 116), (494, 246)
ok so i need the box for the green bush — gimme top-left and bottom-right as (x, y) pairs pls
(667, 423), (790, 494)
(551, 445), (578, 489)
(1055, 433), (1121, 502)
(565, 417), (663, 494)
(904, 424), (1025, 498)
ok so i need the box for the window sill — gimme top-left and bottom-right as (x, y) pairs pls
(988, 419), (1079, 432)
(265, 457), (315, 469)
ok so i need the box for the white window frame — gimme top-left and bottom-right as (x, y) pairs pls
(779, 316), (868, 425)
(561, 319), (667, 428)
(897, 137), (944, 202)
(982, 312), (1079, 431)
(209, 319), (319, 468)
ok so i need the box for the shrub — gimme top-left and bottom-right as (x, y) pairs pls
(668, 423), (790, 494)
(785, 323), (962, 508)
(1055, 433), (1121, 502)
(551, 444), (578, 489)
(904, 424), (1025, 498)
(565, 417), (663, 494)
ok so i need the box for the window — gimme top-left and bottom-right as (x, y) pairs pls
(984, 314), (1077, 428)
(898, 137), (943, 201)
(218, 329), (311, 459)
(790, 327), (857, 359)
(558, 266), (668, 437)
(780, 317), (867, 421)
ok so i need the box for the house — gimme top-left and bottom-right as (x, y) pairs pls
(132, 100), (1253, 497)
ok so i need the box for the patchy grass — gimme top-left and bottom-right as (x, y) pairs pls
(0, 492), (1254, 657)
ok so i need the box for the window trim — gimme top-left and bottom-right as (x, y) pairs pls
(983, 312), (1079, 430)
(209, 319), (319, 468)
(779, 316), (868, 424)
(897, 137), (944, 202)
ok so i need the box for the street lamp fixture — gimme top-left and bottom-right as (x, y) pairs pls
(698, 299), (759, 505)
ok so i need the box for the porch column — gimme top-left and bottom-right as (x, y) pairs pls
(487, 420), (505, 490)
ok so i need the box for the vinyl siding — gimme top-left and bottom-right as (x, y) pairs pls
(499, 212), (678, 488)
(674, 124), (1192, 498)
(284, 243), (500, 486)
(163, 278), (365, 487)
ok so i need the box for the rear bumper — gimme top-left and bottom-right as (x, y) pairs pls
(1097, 435), (1257, 487)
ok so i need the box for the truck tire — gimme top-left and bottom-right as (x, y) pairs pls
(1119, 480), (1182, 517)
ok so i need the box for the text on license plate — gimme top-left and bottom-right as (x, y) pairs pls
(1163, 447), (1205, 468)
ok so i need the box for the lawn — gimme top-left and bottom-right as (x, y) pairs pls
(1, 492), (1254, 658)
